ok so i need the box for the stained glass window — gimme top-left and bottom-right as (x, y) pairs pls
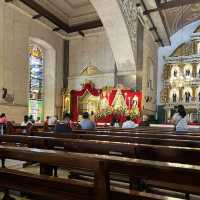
(28, 45), (44, 120)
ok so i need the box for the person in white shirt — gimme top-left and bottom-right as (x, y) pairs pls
(21, 115), (33, 126)
(21, 115), (33, 134)
(171, 105), (188, 133)
(122, 116), (138, 128)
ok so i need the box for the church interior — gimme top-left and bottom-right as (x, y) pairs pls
(1, 0), (200, 199)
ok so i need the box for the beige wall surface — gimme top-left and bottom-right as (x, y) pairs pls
(68, 32), (115, 90)
(0, 1), (64, 122)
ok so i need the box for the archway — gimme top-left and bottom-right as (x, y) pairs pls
(29, 37), (56, 119)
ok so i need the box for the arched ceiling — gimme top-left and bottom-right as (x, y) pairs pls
(144, 0), (200, 38)
(162, 2), (200, 35)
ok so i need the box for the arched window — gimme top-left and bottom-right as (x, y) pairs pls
(28, 44), (44, 120)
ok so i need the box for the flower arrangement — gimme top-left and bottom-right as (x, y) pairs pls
(95, 107), (112, 119)
(129, 106), (139, 120)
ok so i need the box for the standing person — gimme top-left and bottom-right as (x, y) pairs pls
(171, 105), (188, 133)
(122, 116), (138, 128)
(80, 112), (96, 130)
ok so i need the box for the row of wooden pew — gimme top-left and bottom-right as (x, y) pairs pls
(2, 125), (200, 199)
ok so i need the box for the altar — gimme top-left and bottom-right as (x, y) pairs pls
(69, 83), (142, 123)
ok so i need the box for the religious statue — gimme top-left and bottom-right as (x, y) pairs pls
(173, 69), (177, 78)
(172, 92), (177, 103)
(112, 88), (127, 112)
(185, 69), (190, 77)
(132, 95), (138, 107)
(185, 91), (191, 103)
(98, 92), (110, 111)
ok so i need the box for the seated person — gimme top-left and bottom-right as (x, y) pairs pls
(80, 112), (96, 130)
(122, 116), (138, 128)
(29, 115), (35, 124)
(140, 115), (150, 127)
(55, 113), (72, 133)
(111, 117), (120, 128)
(21, 115), (33, 134)
(0, 113), (7, 125)
(171, 105), (188, 133)
(21, 115), (33, 126)
(35, 117), (41, 124)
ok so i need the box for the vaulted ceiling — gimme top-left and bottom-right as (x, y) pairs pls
(6, 0), (200, 44)
(144, 0), (200, 39)
(162, 2), (200, 35)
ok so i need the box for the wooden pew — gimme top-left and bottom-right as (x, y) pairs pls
(2, 133), (200, 152)
(72, 130), (200, 140)
(30, 131), (200, 144)
(6, 122), (55, 135)
(0, 145), (200, 199)
(73, 128), (200, 135)
(2, 135), (200, 168)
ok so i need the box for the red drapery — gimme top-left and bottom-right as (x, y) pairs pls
(70, 83), (101, 121)
(70, 83), (142, 122)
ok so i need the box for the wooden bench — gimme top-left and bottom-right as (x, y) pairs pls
(0, 145), (200, 199)
(29, 131), (200, 145)
(3, 133), (200, 198)
(6, 122), (55, 135)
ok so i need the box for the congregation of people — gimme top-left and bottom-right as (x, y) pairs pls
(0, 104), (189, 134)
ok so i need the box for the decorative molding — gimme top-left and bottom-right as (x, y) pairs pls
(118, 0), (138, 57)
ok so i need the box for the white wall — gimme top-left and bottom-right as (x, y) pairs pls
(0, 1), (64, 122)
(68, 32), (115, 90)
(157, 20), (200, 105)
